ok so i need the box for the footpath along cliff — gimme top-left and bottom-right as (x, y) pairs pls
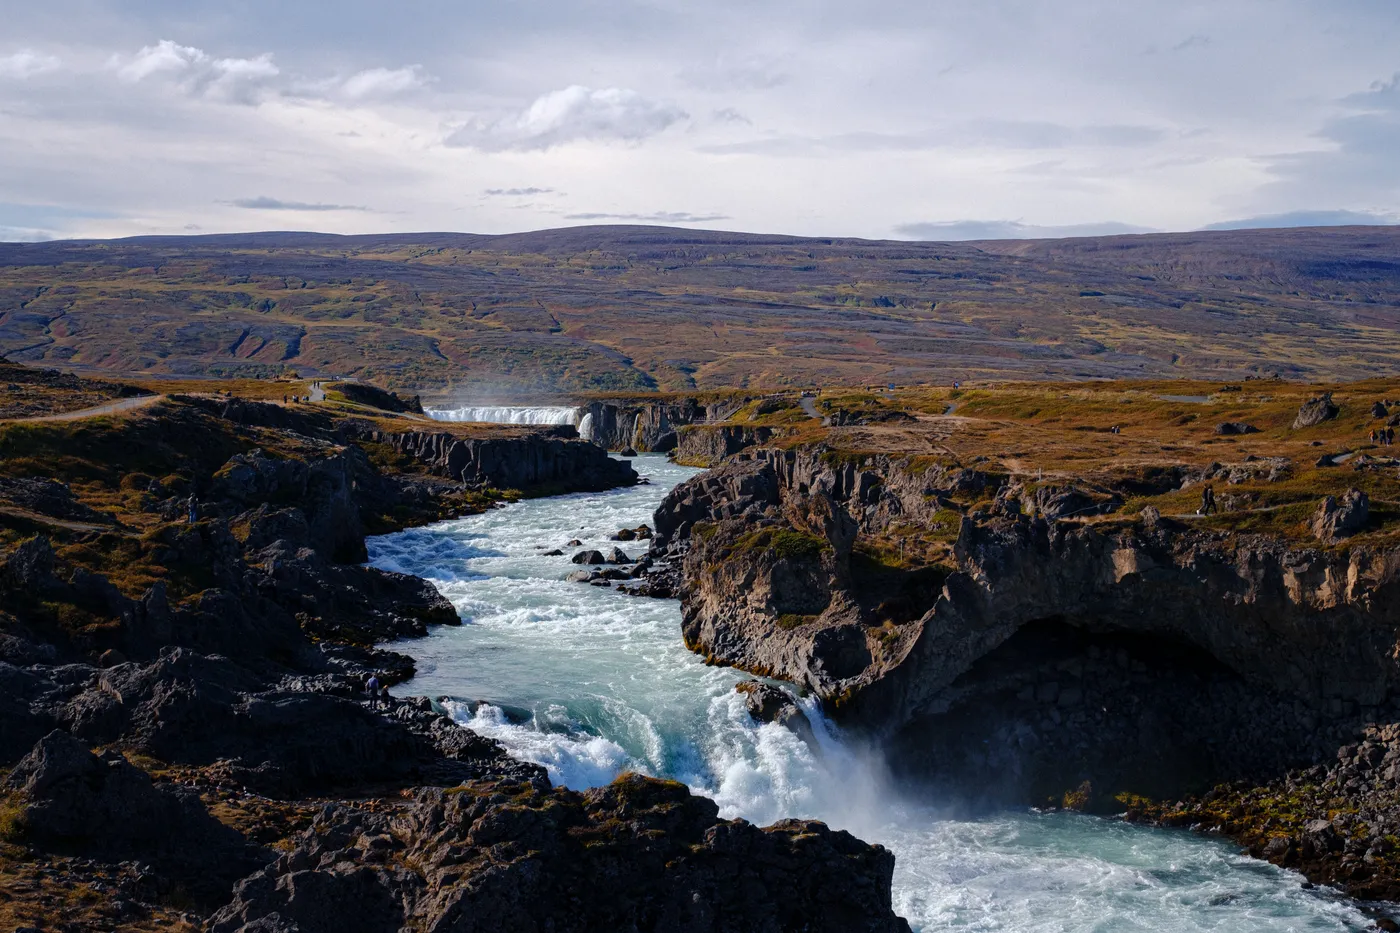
(0, 366), (908, 933)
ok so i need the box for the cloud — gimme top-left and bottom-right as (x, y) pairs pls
(341, 65), (427, 99)
(1172, 34), (1210, 52)
(446, 85), (687, 151)
(0, 49), (61, 79)
(562, 211), (729, 223)
(116, 39), (279, 103)
(893, 220), (1159, 241)
(228, 196), (369, 211)
(1202, 209), (1399, 231)
(484, 187), (556, 196)
(1249, 72), (1400, 212)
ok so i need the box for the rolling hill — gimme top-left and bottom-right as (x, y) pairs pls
(0, 224), (1397, 396)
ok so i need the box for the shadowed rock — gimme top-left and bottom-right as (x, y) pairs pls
(209, 773), (910, 933)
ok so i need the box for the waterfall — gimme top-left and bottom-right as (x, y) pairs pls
(426, 406), (580, 426)
(578, 412), (595, 442)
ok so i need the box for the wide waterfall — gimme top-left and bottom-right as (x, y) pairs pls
(368, 456), (1374, 932)
(425, 406), (579, 426)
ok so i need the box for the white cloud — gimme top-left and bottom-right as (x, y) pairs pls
(341, 65), (427, 100)
(117, 39), (206, 81)
(447, 85), (687, 151)
(116, 39), (279, 103)
(0, 49), (61, 79)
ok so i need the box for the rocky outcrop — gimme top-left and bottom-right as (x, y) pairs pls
(4, 731), (268, 904)
(1293, 392), (1340, 428)
(331, 381), (423, 413)
(210, 773), (910, 933)
(363, 427), (638, 492)
(1125, 720), (1400, 901)
(675, 425), (778, 466)
(581, 397), (752, 452)
(1313, 488), (1370, 543)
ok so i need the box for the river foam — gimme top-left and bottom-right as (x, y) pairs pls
(369, 454), (1376, 932)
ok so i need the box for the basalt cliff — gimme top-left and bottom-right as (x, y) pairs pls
(644, 378), (1400, 898)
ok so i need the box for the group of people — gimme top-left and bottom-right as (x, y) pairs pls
(364, 674), (395, 710)
(1198, 483), (1217, 516)
(1371, 427), (1396, 446)
(282, 381), (324, 405)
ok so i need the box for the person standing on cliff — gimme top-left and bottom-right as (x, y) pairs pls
(366, 674), (381, 709)
(187, 494), (198, 525)
(1200, 484), (1217, 516)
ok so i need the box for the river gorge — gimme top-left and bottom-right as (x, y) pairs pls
(368, 453), (1378, 932)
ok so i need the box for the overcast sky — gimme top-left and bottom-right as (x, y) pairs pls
(2, 0), (1399, 241)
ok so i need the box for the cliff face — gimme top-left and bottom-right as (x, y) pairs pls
(581, 397), (750, 452)
(674, 425), (778, 466)
(364, 425), (638, 492)
(655, 448), (1400, 801)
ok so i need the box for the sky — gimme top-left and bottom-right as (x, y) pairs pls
(1, 0), (1399, 242)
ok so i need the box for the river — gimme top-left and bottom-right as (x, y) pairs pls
(368, 454), (1373, 932)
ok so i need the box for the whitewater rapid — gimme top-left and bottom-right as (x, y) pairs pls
(368, 455), (1375, 932)
(424, 405), (579, 426)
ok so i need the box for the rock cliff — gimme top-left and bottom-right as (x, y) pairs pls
(581, 396), (749, 452)
(654, 447), (1400, 801)
(362, 425), (638, 491)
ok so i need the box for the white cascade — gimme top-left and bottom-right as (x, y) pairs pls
(426, 406), (579, 426)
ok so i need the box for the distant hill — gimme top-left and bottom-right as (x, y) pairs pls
(1, 224), (1397, 394)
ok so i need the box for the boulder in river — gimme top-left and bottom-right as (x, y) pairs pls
(605, 546), (631, 564)
(571, 549), (606, 565)
(736, 680), (818, 751)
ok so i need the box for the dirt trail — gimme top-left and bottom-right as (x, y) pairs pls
(0, 505), (119, 534)
(1, 395), (161, 423)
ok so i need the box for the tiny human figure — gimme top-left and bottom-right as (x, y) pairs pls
(1199, 484), (1217, 516)
(187, 494), (197, 525)
(366, 674), (381, 709)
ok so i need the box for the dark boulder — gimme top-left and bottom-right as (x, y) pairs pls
(572, 549), (606, 565)
(1214, 422), (1259, 436)
(1372, 401), (1390, 419)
